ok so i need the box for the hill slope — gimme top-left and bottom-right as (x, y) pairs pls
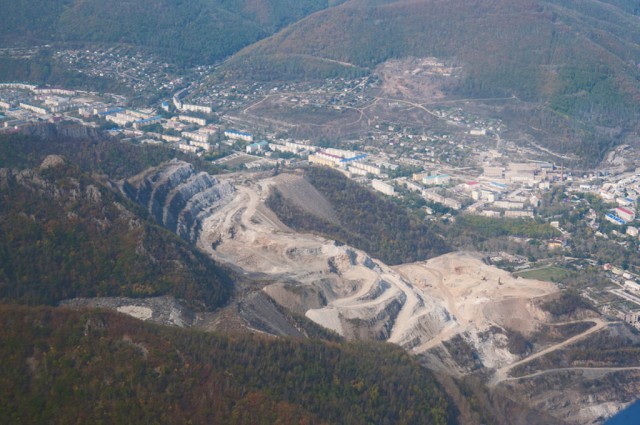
(0, 304), (452, 424)
(267, 167), (450, 265)
(223, 0), (640, 159)
(225, 0), (640, 98)
(0, 0), (344, 65)
(0, 129), (233, 308)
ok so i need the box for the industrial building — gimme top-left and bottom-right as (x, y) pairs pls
(483, 166), (504, 179)
(489, 181), (508, 191)
(606, 213), (626, 226)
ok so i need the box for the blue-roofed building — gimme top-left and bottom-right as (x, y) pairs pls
(225, 129), (254, 142)
(339, 153), (368, 164)
(133, 115), (162, 129)
(605, 213), (626, 226)
(98, 107), (124, 116)
(490, 181), (508, 191)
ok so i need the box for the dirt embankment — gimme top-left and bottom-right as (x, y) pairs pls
(270, 173), (340, 224)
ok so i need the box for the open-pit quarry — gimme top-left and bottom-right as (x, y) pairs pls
(119, 162), (635, 424)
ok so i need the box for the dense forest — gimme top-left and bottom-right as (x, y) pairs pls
(0, 129), (233, 307)
(453, 216), (560, 241)
(540, 291), (596, 318)
(0, 304), (452, 424)
(0, 161), (233, 308)
(267, 167), (450, 265)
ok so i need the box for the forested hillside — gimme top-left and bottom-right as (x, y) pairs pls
(223, 0), (640, 160)
(0, 161), (233, 308)
(0, 0), (342, 65)
(267, 168), (450, 265)
(225, 0), (640, 101)
(0, 304), (452, 424)
(0, 129), (233, 307)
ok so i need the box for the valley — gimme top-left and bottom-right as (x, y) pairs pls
(2, 0), (640, 423)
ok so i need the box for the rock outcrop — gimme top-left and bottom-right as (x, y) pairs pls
(60, 296), (194, 328)
(122, 160), (234, 243)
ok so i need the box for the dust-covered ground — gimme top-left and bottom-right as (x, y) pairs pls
(128, 166), (629, 424)
(395, 254), (557, 364)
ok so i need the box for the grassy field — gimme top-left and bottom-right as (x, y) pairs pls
(515, 266), (571, 282)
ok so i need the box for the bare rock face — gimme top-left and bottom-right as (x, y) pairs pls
(236, 291), (306, 338)
(60, 296), (194, 328)
(122, 160), (235, 243)
(193, 174), (461, 349)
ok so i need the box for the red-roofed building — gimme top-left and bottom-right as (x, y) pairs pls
(464, 181), (480, 191)
(615, 207), (636, 222)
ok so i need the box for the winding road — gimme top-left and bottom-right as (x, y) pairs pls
(490, 318), (615, 386)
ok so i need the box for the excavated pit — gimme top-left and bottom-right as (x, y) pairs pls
(119, 163), (633, 424)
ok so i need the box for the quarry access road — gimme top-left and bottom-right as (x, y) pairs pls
(501, 366), (640, 382)
(491, 318), (614, 386)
